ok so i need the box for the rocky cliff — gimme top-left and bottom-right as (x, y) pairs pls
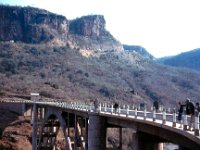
(0, 5), (123, 51)
(69, 15), (110, 37)
(0, 5), (68, 43)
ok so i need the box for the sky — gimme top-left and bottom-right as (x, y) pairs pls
(1, 0), (200, 58)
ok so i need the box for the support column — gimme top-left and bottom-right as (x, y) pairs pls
(138, 132), (163, 150)
(85, 118), (88, 150)
(132, 131), (139, 150)
(32, 103), (38, 150)
(74, 114), (77, 150)
(22, 103), (26, 116)
(31, 107), (33, 124)
(31, 93), (40, 150)
(179, 145), (190, 150)
(119, 127), (122, 149)
(88, 114), (106, 150)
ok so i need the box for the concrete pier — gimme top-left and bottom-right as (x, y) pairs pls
(88, 113), (106, 150)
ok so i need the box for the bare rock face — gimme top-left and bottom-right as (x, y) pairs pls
(0, 5), (68, 43)
(0, 5), (123, 51)
(68, 15), (123, 52)
(69, 15), (110, 37)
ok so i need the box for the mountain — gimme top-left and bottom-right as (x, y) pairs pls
(1, 5), (200, 109)
(157, 48), (200, 71)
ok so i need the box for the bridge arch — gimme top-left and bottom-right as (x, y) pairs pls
(38, 108), (69, 150)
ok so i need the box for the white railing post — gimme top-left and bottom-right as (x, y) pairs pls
(111, 103), (114, 114)
(99, 103), (101, 113)
(89, 103), (92, 112)
(151, 105), (153, 111)
(153, 108), (156, 122)
(86, 102), (88, 111)
(118, 104), (121, 115)
(77, 102), (79, 110)
(159, 105), (162, 112)
(80, 102), (82, 110)
(64, 102), (66, 108)
(134, 107), (137, 119)
(172, 108), (176, 127)
(144, 105), (146, 120)
(162, 108), (166, 125)
(75, 102), (78, 109)
(194, 110), (199, 136)
(138, 104), (140, 111)
(132, 104), (135, 110)
(104, 103), (107, 112)
(126, 105), (129, 117)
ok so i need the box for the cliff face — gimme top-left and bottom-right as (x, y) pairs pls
(0, 5), (112, 41)
(68, 15), (123, 52)
(0, 5), (122, 51)
(0, 5), (68, 43)
(69, 15), (110, 37)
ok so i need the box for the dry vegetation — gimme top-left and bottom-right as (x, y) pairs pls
(1, 41), (200, 108)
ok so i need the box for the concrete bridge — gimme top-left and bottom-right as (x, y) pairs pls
(1, 93), (200, 150)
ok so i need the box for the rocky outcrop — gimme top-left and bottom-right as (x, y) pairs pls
(69, 15), (110, 37)
(0, 5), (68, 43)
(68, 15), (123, 52)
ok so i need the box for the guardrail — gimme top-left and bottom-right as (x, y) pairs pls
(1, 99), (200, 137)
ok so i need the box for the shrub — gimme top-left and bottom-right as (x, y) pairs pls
(67, 74), (73, 81)
(40, 72), (46, 78)
(99, 87), (110, 97)
(40, 91), (54, 98)
(51, 84), (59, 89)
(0, 59), (17, 74)
(76, 70), (83, 74)
(29, 47), (40, 55)
(84, 73), (89, 77)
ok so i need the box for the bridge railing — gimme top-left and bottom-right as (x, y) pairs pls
(52, 100), (200, 136)
(97, 102), (200, 136)
(1, 99), (199, 136)
(39, 100), (200, 136)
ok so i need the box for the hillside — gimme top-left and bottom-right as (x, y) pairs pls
(123, 44), (154, 60)
(1, 5), (200, 109)
(157, 48), (200, 71)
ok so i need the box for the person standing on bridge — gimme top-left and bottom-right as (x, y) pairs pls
(177, 101), (185, 128)
(195, 102), (200, 122)
(153, 100), (159, 112)
(94, 99), (99, 112)
(186, 98), (195, 131)
(195, 102), (200, 111)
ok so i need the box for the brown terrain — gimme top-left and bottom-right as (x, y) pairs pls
(0, 5), (200, 149)
(0, 109), (32, 150)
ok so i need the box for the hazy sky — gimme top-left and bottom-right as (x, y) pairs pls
(1, 0), (200, 58)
